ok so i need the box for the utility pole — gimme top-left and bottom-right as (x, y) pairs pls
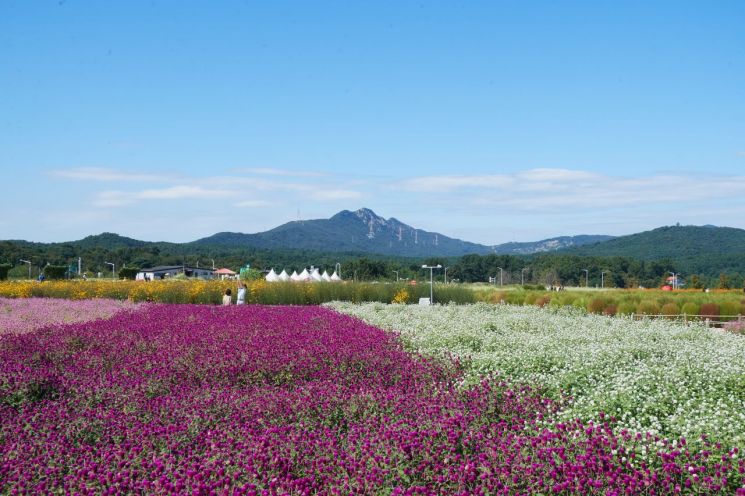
(421, 264), (442, 305)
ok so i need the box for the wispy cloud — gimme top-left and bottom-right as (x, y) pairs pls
(50, 167), (175, 182)
(234, 200), (275, 208)
(396, 168), (745, 211)
(232, 167), (326, 177)
(94, 186), (238, 207)
(309, 189), (364, 201)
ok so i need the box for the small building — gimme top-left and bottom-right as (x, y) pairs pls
(214, 268), (237, 280)
(136, 265), (215, 281)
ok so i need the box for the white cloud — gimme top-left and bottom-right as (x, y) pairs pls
(93, 186), (238, 207)
(234, 200), (275, 208)
(50, 167), (175, 182)
(232, 167), (326, 177)
(397, 168), (745, 211)
(397, 175), (514, 192)
(309, 189), (364, 201)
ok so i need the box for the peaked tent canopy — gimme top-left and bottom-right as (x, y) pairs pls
(278, 269), (290, 282)
(265, 269), (279, 282)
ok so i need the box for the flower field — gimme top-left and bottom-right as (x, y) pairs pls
(2, 302), (744, 493)
(0, 297), (141, 335)
(330, 303), (745, 447)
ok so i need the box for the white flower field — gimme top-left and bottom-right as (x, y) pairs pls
(329, 302), (745, 449)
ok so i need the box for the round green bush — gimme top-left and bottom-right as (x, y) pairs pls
(617, 301), (636, 315)
(660, 302), (680, 317)
(636, 300), (660, 316)
(680, 302), (700, 317)
(719, 301), (741, 321)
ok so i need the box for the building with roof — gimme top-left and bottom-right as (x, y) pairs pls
(136, 265), (215, 281)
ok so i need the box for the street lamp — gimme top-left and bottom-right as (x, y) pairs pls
(19, 259), (32, 279)
(105, 262), (115, 280)
(521, 267), (529, 285)
(393, 270), (399, 282)
(421, 264), (442, 305)
(496, 266), (503, 286)
(582, 268), (589, 288)
(601, 271), (608, 288)
(668, 271), (678, 290)
(353, 269), (358, 283)
(211, 259), (216, 269)
(444, 267), (449, 284)
(335, 262), (341, 279)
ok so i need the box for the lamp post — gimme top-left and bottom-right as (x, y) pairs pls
(601, 271), (608, 288)
(421, 264), (442, 305)
(582, 268), (589, 288)
(393, 270), (399, 282)
(105, 262), (115, 280)
(668, 271), (677, 290)
(497, 266), (503, 286)
(444, 267), (449, 284)
(353, 269), (358, 283)
(335, 262), (341, 279)
(521, 267), (529, 285)
(211, 259), (215, 269)
(20, 259), (32, 279)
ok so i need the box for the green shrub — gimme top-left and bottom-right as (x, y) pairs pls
(0, 264), (11, 281)
(680, 302), (700, 317)
(617, 301), (636, 315)
(523, 292), (538, 305)
(636, 300), (660, 316)
(118, 267), (139, 280)
(719, 301), (741, 321)
(43, 265), (68, 280)
(660, 302), (680, 317)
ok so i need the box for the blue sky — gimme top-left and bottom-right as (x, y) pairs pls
(2, 1), (744, 245)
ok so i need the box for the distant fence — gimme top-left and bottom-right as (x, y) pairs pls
(631, 314), (743, 328)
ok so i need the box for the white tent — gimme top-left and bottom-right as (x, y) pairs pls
(321, 270), (331, 282)
(298, 268), (311, 281)
(330, 270), (342, 282)
(278, 269), (290, 282)
(290, 270), (301, 282)
(310, 267), (322, 282)
(265, 268), (279, 282)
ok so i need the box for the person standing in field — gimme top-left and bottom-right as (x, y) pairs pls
(222, 288), (232, 306)
(236, 281), (247, 305)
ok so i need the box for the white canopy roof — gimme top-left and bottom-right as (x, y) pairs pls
(298, 268), (310, 281)
(321, 270), (331, 282)
(278, 269), (290, 281)
(290, 270), (301, 281)
(310, 267), (322, 282)
(265, 268), (279, 282)
(330, 271), (342, 282)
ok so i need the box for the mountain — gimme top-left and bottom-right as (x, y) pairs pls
(565, 225), (745, 260)
(492, 235), (614, 255)
(193, 208), (492, 257)
(193, 208), (611, 258)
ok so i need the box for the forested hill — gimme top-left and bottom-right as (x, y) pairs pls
(192, 208), (493, 257)
(565, 225), (745, 260)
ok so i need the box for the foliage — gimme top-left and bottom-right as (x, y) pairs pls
(118, 267), (139, 279)
(0, 280), (476, 305)
(42, 265), (68, 280)
(0, 264), (10, 281)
